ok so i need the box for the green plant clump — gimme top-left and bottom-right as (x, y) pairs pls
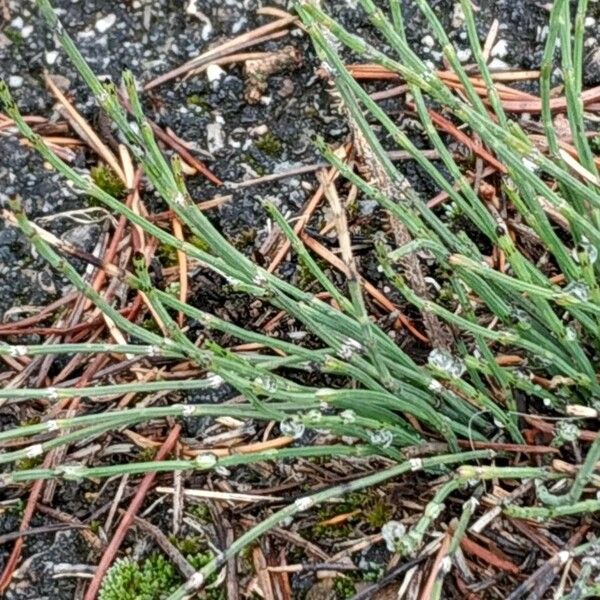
(99, 555), (178, 600)
(254, 132), (283, 156)
(3, 0), (600, 597)
(99, 552), (224, 600)
(91, 164), (127, 198)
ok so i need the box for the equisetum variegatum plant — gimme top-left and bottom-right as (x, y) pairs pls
(1, 0), (600, 596)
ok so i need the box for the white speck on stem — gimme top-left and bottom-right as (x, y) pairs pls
(26, 444), (44, 458)
(294, 497), (314, 512)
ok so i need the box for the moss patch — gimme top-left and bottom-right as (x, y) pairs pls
(254, 132), (282, 157)
(91, 164), (126, 199)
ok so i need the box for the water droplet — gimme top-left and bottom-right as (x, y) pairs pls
(338, 338), (363, 361)
(564, 281), (589, 302)
(253, 376), (277, 393)
(306, 410), (322, 423)
(340, 409), (357, 424)
(280, 419), (305, 440)
(195, 453), (218, 468)
(428, 379), (444, 392)
(511, 309), (532, 330)
(554, 420), (579, 444)
(427, 349), (466, 378)
(58, 464), (84, 480)
(381, 520), (406, 552)
(314, 428), (332, 435)
(368, 429), (394, 448)
(576, 236), (598, 265)
(515, 369), (530, 381)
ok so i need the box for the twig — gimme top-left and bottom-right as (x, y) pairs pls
(144, 14), (296, 90)
(300, 232), (428, 342)
(44, 72), (125, 181)
(155, 486), (281, 503)
(0, 523), (86, 545)
(130, 513), (196, 578)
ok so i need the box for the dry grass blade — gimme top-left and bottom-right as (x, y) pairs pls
(44, 72), (125, 182)
(156, 486), (282, 503)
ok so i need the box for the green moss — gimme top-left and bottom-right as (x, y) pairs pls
(16, 456), (42, 471)
(157, 243), (179, 267)
(295, 258), (330, 290)
(141, 318), (161, 334)
(240, 152), (266, 176)
(89, 520), (101, 535)
(310, 522), (354, 540)
(165, 281), (181, 298)
(99, 551), (224, 600)
(170, 535), (203, 557)
(186, 94), (211, 111)
(99, 554), (178, 600)
(5, 499), (24, 517)
(189, 235), (211, 253)
(188, 502), (211, 523)
(365, 497), (393, 528)
(296, 261), (316, 289)
(308, 492), (392, 541)
(137, 446), (158, 462)
(20, 415), (41, 427)
(333, 577), (356, 599)
(91, 164), (127, 199)
(231, 228), (257, 250)
(3, 27), (24, 46)
(254, 132), (282, 157)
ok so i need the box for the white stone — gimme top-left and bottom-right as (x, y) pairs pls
(422, 35), (434, 48)
(488, 57), (510, 71)
(26, 444), (44, 458)
(491, 39), (508, 58)
(8, 75), (23, 88)
(206, 63), (225, 86)
(456, 48), (472, 62)
(45, 51), (59, 65)
(207, 115), (225, 154)
(95, 14), (117, 33)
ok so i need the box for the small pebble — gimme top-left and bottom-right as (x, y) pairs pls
(8, 75), (23, 88)
(488, 57), (510, 70)
(207, 115), (225, 154)
(95, 14), (116, 33)
(206, 63), (225, 87)
(491, 39), (508, 58)
(45, 50), (59, 65)
(456, 48), (472, 62)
